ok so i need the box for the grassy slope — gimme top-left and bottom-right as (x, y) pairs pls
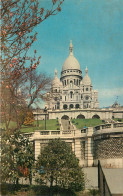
(0, 120), (60, 133)
(71, 119), (103, 129)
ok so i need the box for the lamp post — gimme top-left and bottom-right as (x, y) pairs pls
(44, 107), (47, 130)
(37, 107), (39, 127)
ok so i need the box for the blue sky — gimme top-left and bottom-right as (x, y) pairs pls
(30, 0), (123, 108)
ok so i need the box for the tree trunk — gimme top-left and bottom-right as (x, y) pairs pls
(29, 173), (32, 185)
(50, 175), (53, 188)
(16, 177), (19, 185)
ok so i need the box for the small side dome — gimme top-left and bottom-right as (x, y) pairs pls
(82, 67), (91, 85)
(52, 69), (61, 87)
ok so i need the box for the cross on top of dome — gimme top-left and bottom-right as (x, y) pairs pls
(55, 69), (57, 76)
(85, 66), (88, 74)
(69, 40), (73, 56)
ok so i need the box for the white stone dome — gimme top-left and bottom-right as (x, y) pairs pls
(82, 67), (91, 85)
(52, 69), (61, 87)
(62, 55), (81, 71)
(62, 41), (81, 72)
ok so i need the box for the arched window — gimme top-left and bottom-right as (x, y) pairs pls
(65, 96), (66, 101)
(69, 104), (74, 109)
(85, 96), (89, 100)
(92, 114), (100, 119)
(75, 104), (79, 109)
(86, 88), (88, 91)
(70, 80), (73, 88)
(77, 114), (85, 119)
(77, 79), (78, 85)
(57, 102), (60, 109)
(61, 115), (69, 119)
(63, 104), (68, 110)
(70, 91), (73, 99)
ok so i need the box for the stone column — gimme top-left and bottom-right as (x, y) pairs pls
(34, 141), (41, 160)
(87, 127), (94, 166)
(74, 138), (83, 166)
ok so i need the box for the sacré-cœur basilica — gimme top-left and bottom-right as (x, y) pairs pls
(45, 41), (99, 111)
(43, 41), (122, 120)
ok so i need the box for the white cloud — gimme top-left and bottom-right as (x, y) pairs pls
(99, 87), (123, 98)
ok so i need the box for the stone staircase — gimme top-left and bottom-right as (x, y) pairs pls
(61, 119), (73, 130)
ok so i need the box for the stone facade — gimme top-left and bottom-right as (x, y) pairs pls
(30, 122), (123, 168)
(45, 41), (99, 110)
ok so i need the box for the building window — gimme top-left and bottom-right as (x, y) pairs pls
(85, 96), (89, 100)
(65, 96), (66, 101)
(57, 102), (60, 109)
(77, 79), (78, 85)
(75, 104), (79, 109)
(54, 97), (57, 101)
(70, 91), (73, 99)
(86, 88), (88, 91)
(81, 94), (83, 99)
(69, 104), (74, 109)
(70, 81), (73, 88)
(63, 104), (68, 110)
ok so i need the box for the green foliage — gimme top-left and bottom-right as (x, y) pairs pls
(1, 184), (78, 196)
(1, 129), (35, 184)
(72, 119), (103, 129)
(114, 118), (123, 122)
(36, 139), (85, 192)
(89, 189), (100, 196)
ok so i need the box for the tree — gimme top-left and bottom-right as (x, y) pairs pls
(1, 0), (64, 131)
(36, 139), (85, 192)
(24, 111), (34, 126)
(1, 0), (64, 185)
(1, 129), (35, 185)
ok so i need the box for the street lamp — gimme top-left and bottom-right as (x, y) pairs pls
(44, 107), (47, 130)
(37, 107), (39, 127)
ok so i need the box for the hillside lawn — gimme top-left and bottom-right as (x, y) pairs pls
(0, 119), (60, 133)
(71, 119), (103, 129)
(1, 118), (123, 133)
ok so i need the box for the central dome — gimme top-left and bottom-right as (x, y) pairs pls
(62, 55), (81, 71)
(62, 41), (81, 72)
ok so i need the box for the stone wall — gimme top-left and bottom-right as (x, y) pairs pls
(94, 137), (123, 159)
(48, 109), (113, 120)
